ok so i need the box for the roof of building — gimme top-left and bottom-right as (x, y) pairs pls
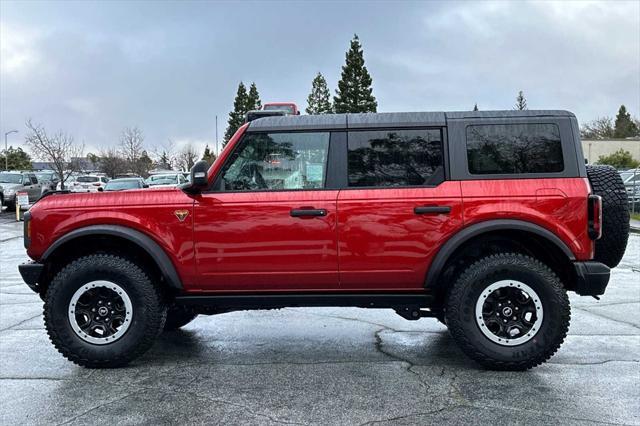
(247, 110), (576, 132)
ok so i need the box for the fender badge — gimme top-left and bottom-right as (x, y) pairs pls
(174, 209), (189, 222)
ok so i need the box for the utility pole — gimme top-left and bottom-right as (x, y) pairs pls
(4, 130), (18, 171)
(215, 115), (219, 156)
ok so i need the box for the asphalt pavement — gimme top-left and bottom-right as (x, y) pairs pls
(1, 212), (639, 425)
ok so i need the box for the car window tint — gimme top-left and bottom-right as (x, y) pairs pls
(466, 123), (563, 174)
(347, 129), (444, 187)
(222, 132), (330, 191)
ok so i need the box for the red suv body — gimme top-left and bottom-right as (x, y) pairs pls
(19, 110), (628, 370)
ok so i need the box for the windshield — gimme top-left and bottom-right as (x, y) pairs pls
(0, 173), (23, 184)
(147, 175), (178, 185)
(263, 105), (294, 114)
(76, 176), (100, 183)
(105, 179), (140, 190)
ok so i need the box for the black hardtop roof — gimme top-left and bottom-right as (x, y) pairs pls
(247, 110), (575, 132)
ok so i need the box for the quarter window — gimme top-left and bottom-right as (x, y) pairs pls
(347, 129), (444, 187)
(221, 132), (330, 191)
(466, 123), (563, 174)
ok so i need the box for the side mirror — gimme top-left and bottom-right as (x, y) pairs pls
(97, 187), (104, 192)
(181, 160), (209, 194)
(142, 184), (149, 188)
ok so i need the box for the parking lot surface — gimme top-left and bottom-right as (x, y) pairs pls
(1, 214), (639, 425)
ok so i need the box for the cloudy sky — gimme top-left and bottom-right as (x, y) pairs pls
(1, 0), (639, 157)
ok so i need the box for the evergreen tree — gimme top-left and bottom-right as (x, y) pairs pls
(157, 151), (172, 170)
(0, 146), (32, 170)
(473, 103), (479, 111)
(224, 82), (249, 145)
(514, 91), (527, 110)
(306, 72), (333, 114)
(613, 105), (638, 138)
(333, 34), (377, 113)
(202, 144), (216, 165)
(246, 82), (262, 111)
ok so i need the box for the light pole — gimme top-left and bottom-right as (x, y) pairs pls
(4, 130), (18, 171)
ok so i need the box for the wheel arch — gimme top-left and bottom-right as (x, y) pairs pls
(425, 219), (576, 290)
(41, 225), (183, 291)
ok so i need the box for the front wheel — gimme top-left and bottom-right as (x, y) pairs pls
(445, 253), (570, 371)
(44, 254), (167, 368)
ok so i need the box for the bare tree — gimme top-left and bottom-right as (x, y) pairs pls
(119, 126), (145, 175)
(151, 139), (176, 170)
(24, 120), (84, 190)
(99, 148), (128, 178)
(581, 117), (615, 140)
(175, 143), (199, 172)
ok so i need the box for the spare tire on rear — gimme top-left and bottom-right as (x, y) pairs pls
(586, 165), (629, 268)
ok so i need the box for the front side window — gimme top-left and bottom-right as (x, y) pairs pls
(466, 123), (564, 174)
(221, 132), (330, 191)
(347, 129), (444, 187)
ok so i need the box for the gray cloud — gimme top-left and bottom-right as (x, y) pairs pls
(1, 0), (638, 157)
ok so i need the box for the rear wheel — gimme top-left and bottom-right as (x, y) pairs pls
(445, 253), (570, 370)
(44, 254), (166, 368)
(586, 165), (629, 268)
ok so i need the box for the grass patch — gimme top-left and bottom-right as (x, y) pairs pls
(631, 212), (640, 222)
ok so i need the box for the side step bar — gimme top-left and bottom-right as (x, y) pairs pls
(174, 293), (436, 320)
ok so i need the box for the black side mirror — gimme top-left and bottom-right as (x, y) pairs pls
(142, 184), (149, 188)
(97, 187), (104, 192)
(181, 160), (209, 194)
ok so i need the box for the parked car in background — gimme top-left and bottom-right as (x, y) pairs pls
(114, 173), (141, 179)
(34, 170), (60, 193)
(69, 175), (109, 193)
(57, 174), (79, 191)
(100, 177), (148, 192)
(620, 169), (640, 204)
(0, 171), (42, 209)
(145, 173), (187, 188)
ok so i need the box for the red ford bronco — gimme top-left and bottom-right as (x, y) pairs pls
(19, 110), (629, 370)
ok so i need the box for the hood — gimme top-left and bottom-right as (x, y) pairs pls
(31, 186), (193, 211)
(0, 183), (23, 191)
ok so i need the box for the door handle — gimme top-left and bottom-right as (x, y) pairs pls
(414, 206), (451, 215)
(290, 208), (327, 217)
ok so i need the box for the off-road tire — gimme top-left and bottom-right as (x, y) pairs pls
(164, 305), (198, 330)
(586, 165), (629, 268)
(445, 253), (570, 371)
(44, 254), (166, 368)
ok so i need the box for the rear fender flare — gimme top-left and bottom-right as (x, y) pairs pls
(424, 219), (575, 288)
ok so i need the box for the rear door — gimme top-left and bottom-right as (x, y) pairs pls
(193, 130), (340, 291)
(336, 128), (463, 290)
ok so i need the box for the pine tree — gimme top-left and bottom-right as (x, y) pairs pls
(613, 105), (638, 138)
(202, 144), (216, 165)
(473, 103), (479, 111)
(306, 72), (333, 114)
(333, 34), (377, 113)
(224, 82), (249, 145)
(246, 82), (262, 111)
(514, 91), (527, 110)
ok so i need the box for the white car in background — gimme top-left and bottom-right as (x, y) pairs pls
(145, 173), (187, 188)
(69, 175), (109, 192)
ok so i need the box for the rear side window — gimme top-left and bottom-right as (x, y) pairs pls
(466, 123), (563, 174)
(221, 132), (330, 191)
(347, 129), (444, 187)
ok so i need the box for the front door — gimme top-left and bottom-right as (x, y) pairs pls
(337, 128), (464, 291)
(193, 130), (339, 291)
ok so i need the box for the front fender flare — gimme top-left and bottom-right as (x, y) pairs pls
(424, 219), (575, 288)
(42, 224), (183, 289)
